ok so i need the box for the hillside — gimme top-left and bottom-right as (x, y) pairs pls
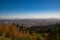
(0, 22), (60, 40)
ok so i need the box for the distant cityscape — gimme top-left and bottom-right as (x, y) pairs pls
(0, 19), (60, 27)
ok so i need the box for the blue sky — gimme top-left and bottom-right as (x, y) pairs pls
(0, 0), (60, 19)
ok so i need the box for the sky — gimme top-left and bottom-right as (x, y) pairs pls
(0, 0), (60, 19)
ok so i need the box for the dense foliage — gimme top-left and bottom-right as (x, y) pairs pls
(0, 23), (60, 40)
